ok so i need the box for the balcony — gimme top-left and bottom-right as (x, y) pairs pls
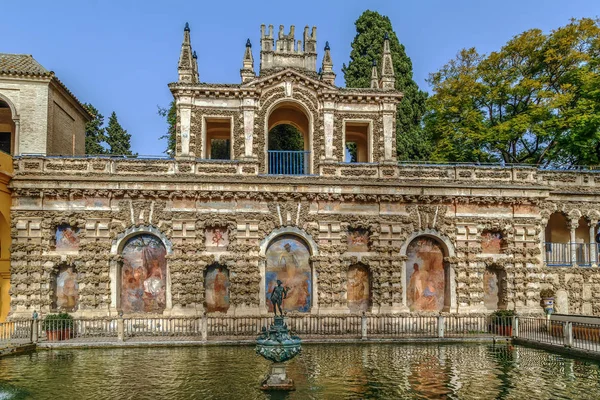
(268, 150), (310, 175)
(545, 243), (595, 267)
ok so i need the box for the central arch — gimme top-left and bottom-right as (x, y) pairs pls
(265, 99), (313, 175)
(0, 93), (19, 155)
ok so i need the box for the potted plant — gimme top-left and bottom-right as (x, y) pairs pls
(42, 313), (60, 341)
(490, 310), (515, 336)
(540, 288), (555, 315)
(42, 312), (74, 341)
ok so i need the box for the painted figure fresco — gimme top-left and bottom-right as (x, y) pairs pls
(266, 235), (311, 313)
(347, 264), (370, 312)
(347, 229), (369, 252)
(55, 266), (78, 311)
(55, 224), (80, 251)
(205, 227), (229, 248)
(484, 268), (500, 310)
(121, 234), (167, 313)
(481, 231), (504, 254)
(204, 265), (230, 313)
(406, 237), (446, 312)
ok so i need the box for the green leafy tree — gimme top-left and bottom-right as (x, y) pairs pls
(425, 18), (600, 167)
(268, 124), (305, 151)
(342, 10), (430, 160)
(158, 101), (177, 156)
(105, 112), (134, 156)
(83, 103), (106, 155)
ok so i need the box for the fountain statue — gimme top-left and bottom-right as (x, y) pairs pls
(255, 280), (302, 391)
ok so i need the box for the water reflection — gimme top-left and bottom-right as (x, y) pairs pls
(0, 343), (599, 399)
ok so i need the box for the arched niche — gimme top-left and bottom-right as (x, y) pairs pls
(405, 236), (450, 312)
(265, 234), (312, 313)
(0, 93), (19, 155)
(483, 265), (507, 310)
(347, 264), (371, 313)
(53, 265), (79, 312)
(119, 233), (168, 314)
(204, 264), (230, 313)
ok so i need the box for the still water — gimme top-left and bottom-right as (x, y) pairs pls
(0, 343), (599, 399)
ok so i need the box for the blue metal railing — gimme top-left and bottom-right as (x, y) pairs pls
(545, 242), (572, 266)
(268, 150), (310, 175)
(575, 243), (592, 267)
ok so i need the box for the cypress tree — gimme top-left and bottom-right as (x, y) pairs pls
(83, 103), (107, 155)
(342, 10), (430, 160)
(105, 112), (134, 156)
(158, 100), (177, 156)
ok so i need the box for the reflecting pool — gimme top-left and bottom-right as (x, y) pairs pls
(1, 343), (599, 399)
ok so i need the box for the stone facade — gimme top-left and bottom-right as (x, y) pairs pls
(0, 54), (89, 156)
(7, 25), (600, 319)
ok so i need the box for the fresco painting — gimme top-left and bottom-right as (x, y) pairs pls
(121, 234), (167, 313)
(205, 227), (229, 248)
(204, 265), (230, 313)
(406, 237), (445, 312)
(481, 231), (504, 254)
(55, 224), (80, 251)
(484, 269), (499, 310)
(266, 235), (311, 313)
(55, 266), (78, 311)
(347, 264), (370, 312)
(347, 229), (369, 252)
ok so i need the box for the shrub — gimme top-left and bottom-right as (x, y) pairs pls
(42, 312), (74, 331)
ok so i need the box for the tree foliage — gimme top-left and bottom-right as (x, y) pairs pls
(158, 100), (177, 156)
(342, 10), (430, 160)
(83, 103), (106, 155)
(425, 18), (600, 167)
(105, 112), (134, 156)
(268, 124), (305, 151)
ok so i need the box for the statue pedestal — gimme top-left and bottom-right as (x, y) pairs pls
(260, 363), (295, 391)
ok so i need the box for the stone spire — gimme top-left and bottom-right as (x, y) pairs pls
(178, 22), (198, 83)
(380, 32), (395, 89)
(320, 41), (335, 85)
(241, 39), (256, 83)
(370, 60), (379, 89)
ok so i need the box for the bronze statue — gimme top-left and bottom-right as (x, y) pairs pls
(270, 280), (288, 316)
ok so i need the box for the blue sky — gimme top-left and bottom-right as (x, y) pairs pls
(2, 0), (598, 155)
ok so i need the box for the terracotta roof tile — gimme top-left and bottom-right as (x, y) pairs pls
(0, 53), (51, 76)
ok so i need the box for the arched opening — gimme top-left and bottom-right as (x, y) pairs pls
(347, 264), (371, 312)
(265, 234), (312, 313)
(120, 234), (167, 313)
(204, 264), (230, 313)
(574, 216), (591, 266)
(53, 265), (79, 312)
(406, 236), (449, 312)
(545, 212), (571, 266)
(484, 266), (506, 310)
(267, 101), (311, 175)
(0, 98), (15, 155)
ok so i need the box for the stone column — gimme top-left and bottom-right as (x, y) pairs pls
(382, 102), (396, 162)
(323, 100), (336, 160)
(13, 118), (20, 156)
(589, 219), (598, 266)
(177, 95), (193, 158)
(569, 218), (578, 267)
(242, 96), (258, 159)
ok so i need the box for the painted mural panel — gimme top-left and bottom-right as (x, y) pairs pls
(55, 266), (78, 311)
(406, 237), (445, 312)
(484, 269), (499, 310)
(121, 234), (167, 313)
(347, 229), (369, 252)
(55, 224), (80, 251)
(347, 264), (370, 312)
(266, 235), (311, 313)
(205, 227), (229, 248)
(204, 265), (230, 313)
(481, 231), (504, 254)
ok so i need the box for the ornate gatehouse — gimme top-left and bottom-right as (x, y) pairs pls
(7, 24), (600, 319)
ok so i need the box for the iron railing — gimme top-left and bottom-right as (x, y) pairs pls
(545, 242), (572, 266)
(268, 150), (310, 175)
(517, 317), (600, 353)
(575, 243), (593, 266)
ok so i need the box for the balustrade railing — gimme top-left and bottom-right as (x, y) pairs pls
(268, 150), (310, 175)
(545, 242), (572, 266)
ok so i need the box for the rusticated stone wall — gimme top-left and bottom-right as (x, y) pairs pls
(9, 161), (600, 319)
